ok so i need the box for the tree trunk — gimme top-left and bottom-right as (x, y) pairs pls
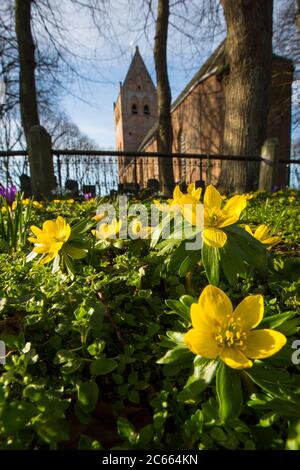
(297, 0), (300, 31)
(15, 0), (55, 198)
(154, 0), (175, 197)
(15, 0), (40, 139)
(218, 0), (273, 193)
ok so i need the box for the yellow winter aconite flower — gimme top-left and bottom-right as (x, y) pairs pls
(186, 182), (202, 201)
(245, 224), (281, 247)
(184, 285), (286, 370)
(203, 185), (247, 248)
(22, 198), (31, 206)
(28, 216), (71, 264)
(180, 185), (247, 248)
(92, 218), (122, 240)
(131, 219), (152, 239)
(33, 201), (43, 209)
(154, 185), (183, 212)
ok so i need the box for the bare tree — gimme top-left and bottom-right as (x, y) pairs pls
(154, 0), (174, 196)
(274, 0), (300, 131)
(15, 0), (40, 139)
(218, 0), (273, 193)
(43, 111), (98, 149)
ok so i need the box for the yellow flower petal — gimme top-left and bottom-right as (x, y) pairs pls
(32, 233), (55, 245)
(233, 295), (264, 330)
(223, 195), (247, 218)
(28, 237), (38, 244)
(33, 245), (52, 254)
(204, 185), (222, 212)
(187, 183), (202, 200)
(180, 194), (203, 226)
(184, 328), (220, 358)
(254, 225), (269, 241)
(40, 251), (57, 265)
(220, 347), (253, 370)
(244, 225), (253, 236)
(192, 187), (202, 200)
(42, 220), (57, 234)
(218, 214), (239, 228)
(243, 329), (286, 359)
(51, 241), (64, 253)
(198, 285), (233, 323)
(30, 225), (44, 237)
(190, 303), (212, 329)
(187, 182), (195, 194)
(203, 227), (227, 247)
(173, 185), (183, 201)
(262, 236), (281, 246)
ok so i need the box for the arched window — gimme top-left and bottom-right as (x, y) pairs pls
(131, 103), (138, 114)
(144, 104), (150, 115)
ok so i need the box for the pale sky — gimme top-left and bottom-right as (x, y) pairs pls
(54, 0), (297, 149)
(56, 0), (225, 149)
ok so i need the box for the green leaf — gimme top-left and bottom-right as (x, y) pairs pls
(180, 294), (196, 309)
(216, 362), (243, 422)
(219, 238), (247, 285)
(167, 241), (188, 273)
(150, 214), (173, 248)
(117, 417), (138, 445)
(0, 401), (36, 434)
(90, 358), (117, 376)
(61, 251), (75, 278)
(70, 217), (96, 238)
(78, 435), (102, 450)
(157, 345), (191, 365)
(165, 299), (191, 323)
(225, 225), (267, 271)
(157, 345), (194, 376)
(77, 381), (99, 413)
(244, 365), (300, 404)
(178, 250), (202, 277)
(260, 311), (296, 329)
(177, 357), (218, 403)
(201, 243), (220, 285)
(63, 243), (88, 259)
(35, 418), (69, 446)
(277, 318), (300, 336)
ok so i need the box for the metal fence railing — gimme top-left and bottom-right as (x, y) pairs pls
(0, 149), (299, 195)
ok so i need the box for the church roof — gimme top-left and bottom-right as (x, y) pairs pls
(138, 42), (226, 150)
(122, 46), (156, 91)
(138, 42), (293, 151)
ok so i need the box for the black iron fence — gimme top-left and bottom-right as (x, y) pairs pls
(0, 149), (299, 195)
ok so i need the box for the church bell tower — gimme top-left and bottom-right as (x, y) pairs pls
(114, 46), (158, 153)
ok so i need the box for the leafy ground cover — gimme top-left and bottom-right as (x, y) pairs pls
(0, 188), (299, 450)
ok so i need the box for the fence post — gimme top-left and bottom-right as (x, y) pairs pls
(259, 138), (279, 192)
(27, 125), (56, 198)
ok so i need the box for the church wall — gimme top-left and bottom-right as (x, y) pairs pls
(142, 59), (292, 190)
(143, 75), (225, 187)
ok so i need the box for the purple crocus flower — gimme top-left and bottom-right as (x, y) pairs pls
(0, 185), (17, 206)
(84, 192), (92, 201)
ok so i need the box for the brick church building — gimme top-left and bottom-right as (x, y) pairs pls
(114, 44), (293, 190)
